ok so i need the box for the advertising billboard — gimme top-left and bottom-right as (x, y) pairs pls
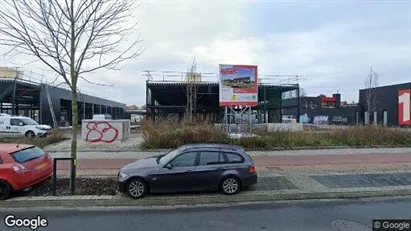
(398, 89), (411, 126)
(219, 64), (258, 106)
(0, 67), (18, 79)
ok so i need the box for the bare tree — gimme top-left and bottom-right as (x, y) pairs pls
(0, 0), (142, 191)
(186, 58), (198, 122)
(364, 66), (381, 117)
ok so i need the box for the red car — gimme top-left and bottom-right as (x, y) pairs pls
(0, 144), (53, 200)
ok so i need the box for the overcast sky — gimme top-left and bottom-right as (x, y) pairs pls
(1, 0), (410, 106)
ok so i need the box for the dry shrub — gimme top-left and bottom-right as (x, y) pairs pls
(0, 130), (68, 148)
(141, 119), (411, 150)
(141, 116), (229, 149)
(327, 125), (411, 146)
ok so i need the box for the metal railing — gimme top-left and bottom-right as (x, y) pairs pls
(52, 157), (76, 196)
(142, 70), (302, 86)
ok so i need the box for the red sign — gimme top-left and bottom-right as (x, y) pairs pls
(398, 89), (411, 126)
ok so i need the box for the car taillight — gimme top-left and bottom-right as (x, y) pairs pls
(12, 164), (26, 173)
(249, 165), (256, 173)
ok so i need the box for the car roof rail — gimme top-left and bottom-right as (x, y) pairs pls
(183, 146), (243, 152)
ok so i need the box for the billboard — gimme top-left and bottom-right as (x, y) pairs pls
(219, 64), (258, 106)
(398, 89), (411, 126)
(0, 67), (18, 79)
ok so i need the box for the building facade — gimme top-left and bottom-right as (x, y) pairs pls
(283, 93), (359, 125)
(359, 82), (411, 127)
(0, 76), (126, 126)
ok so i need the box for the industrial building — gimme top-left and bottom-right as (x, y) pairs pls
(0, 68), (126, 126)
(282, 82), (411, 127)
(359, 82), (411, 126)
(144, 71), (300, 123)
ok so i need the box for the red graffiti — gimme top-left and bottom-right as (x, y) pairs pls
(86, 122), (119, 143)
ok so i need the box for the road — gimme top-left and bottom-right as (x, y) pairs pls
(1, 197), (411, 231)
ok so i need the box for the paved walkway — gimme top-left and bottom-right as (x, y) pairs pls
(48, 147), (411, 159)
(54, 153), (411, 170)
(5, 170), (411, 208)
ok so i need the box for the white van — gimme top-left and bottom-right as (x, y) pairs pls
(0, 114), (52, 138)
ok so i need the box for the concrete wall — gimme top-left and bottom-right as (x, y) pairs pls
(214, 123), (303, 133)
(81, 119), (130, 143)
(283, 107), (359, 125)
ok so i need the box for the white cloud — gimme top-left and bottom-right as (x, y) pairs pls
(0, 1), (409, 106)
(187, 20), (410, 102)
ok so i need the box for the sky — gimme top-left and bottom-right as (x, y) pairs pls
(0, 0), (410, 106)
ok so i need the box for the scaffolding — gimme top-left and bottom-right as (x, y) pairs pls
(143, 70), (303, 123)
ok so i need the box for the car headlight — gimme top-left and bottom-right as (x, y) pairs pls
(118, 172), (128, 179)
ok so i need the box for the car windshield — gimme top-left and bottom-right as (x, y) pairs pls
(158, 149), (180, 165)
(11, 146), (45, 163)
(20, 118), (39, 125)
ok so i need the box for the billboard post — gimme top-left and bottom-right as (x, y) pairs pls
(219, 64), (258, 134)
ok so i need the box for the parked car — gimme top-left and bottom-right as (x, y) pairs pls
(118, 143), (257, 199)
(0, 114), (52, 138)
(0, 144), (53, 200)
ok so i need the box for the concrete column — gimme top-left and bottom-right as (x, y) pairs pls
(83, 102), (86, 120)
(364, 112), (369, 125)
(373, 111), (378, 126)
(383, 110), (388, 126)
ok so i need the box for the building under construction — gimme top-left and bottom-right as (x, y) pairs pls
(0, 67), (126, 126)
(144, 70), (301, 123)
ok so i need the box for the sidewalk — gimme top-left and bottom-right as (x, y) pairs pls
(52, 152), (411, 171)
(4, 170), (411, 208)
(48, 147), (411, 159)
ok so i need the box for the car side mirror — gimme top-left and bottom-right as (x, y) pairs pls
(18, 122), (23, 126)
(165, 163), (173, 169)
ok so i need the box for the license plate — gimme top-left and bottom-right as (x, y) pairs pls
(35, 163), (47, 170)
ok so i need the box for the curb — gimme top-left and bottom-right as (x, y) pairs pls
(2, 189), (411, 208)
(44, 146), (411, 153)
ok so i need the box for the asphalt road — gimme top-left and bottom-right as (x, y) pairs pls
(1, 197), (411, 231)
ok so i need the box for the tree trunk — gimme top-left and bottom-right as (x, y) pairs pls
(70, 87), (78, 193)
(69, 0), (77, 194)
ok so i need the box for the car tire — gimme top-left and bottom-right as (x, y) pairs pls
(220, 176), (241, 195)
(0, 180), (12, 200)
(25, 131), (35, 138)
(126, 178), (148, 199)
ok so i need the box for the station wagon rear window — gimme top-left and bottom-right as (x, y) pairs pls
(223, 152), (245, 164)
(11, 146), (45, 163)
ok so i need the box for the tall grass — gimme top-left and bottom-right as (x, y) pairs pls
(140, 116), (229, 149)
(0, 130), (68, 148)
(140, 118), (411, 150)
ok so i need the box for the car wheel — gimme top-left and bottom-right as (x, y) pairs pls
(220, 176), (241, 195)
(126, 178), (148, 199)
(25, 131), (35, 138)
(0, 180), (12, 200)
